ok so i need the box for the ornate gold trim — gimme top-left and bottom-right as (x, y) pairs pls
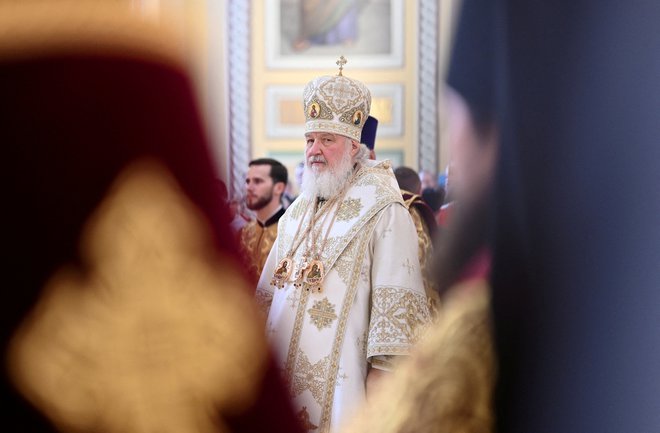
(307, 298), (338, 331)
(318, 217), (377, 428)
(284, 288), (311, 380)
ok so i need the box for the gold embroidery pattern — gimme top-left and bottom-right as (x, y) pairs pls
(318, 217), (377, 429)
(316, 187), (401, 275)
(277, 198), (313, 260)
(318, 236), (341, 263)
(311, 99), (334, 121)
(355, 167), (398, 191)
(333, 255), (353, 287)
(357, 330), (368, 360)
(277, 231), (294, 261)
(336, 198), (363, 222)
(286, 287), (302, 309)
(284, 286), (311, 380)
(292, 351), (331, 404)
(341, 282), (494, 433)
(367, 286), (431, 359)
(239, 220), (278, 281)
(289, 197), (311, 220)
(305, 121), (359, 139)
(318, 77), (367, 113)
(331, 238), (360, 286)
(308, 297), (338, 331)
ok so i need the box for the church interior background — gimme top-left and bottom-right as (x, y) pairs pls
(130, 0), (460, 198)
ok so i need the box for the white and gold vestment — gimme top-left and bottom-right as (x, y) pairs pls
(256, 160), (431, 432)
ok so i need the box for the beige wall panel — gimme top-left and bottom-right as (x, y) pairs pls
(252, 1), (419, 168)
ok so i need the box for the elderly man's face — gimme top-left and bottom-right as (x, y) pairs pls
(304, 132), (357, 172)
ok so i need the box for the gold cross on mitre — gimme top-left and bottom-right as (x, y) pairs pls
(336, 55), (347, 76)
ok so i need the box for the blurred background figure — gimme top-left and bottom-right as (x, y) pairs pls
(443, 162), (455, 202)
(282, 184), (297, 209)
(421, 186), (446, 220)
(436, 171), (448, 190)
(418, 168), (446, 223)
(215, 178), (229, 204)
(436, 162), (454, 227)
(418, 168), (438, 191)
(228, 196), (251, 232)
(293, 160), (306, 198)
(361, 115), (379, 160)
(394, 166), (440, 312)
(1, 2), (302, 432)
(239, 158), (288, 282)
(393, 166), (422, 196)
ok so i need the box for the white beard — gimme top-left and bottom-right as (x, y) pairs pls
(301, 146), (354, 199)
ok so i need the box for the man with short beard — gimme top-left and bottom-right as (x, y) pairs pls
(239, 158), (288, 281)
(255, 60), (431, 432)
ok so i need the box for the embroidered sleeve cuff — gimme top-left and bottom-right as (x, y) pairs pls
(367, 286), (431, 358)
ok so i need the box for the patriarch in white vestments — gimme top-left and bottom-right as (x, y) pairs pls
(256, 57), (431, 433)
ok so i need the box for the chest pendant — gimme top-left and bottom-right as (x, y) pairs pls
(293, 259), (309, 288)
(270, 257), (293, 289)
(303, 259), (325, 293)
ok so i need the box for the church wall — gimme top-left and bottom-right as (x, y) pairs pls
(132, 1), (460, 193)
(250, 1), (421, 191)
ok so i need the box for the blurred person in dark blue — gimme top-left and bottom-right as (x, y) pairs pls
(447, 0), (660, 432)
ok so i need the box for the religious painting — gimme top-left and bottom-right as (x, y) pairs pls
(265, 83), (404, 138)
(265, 0), (404, 69)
